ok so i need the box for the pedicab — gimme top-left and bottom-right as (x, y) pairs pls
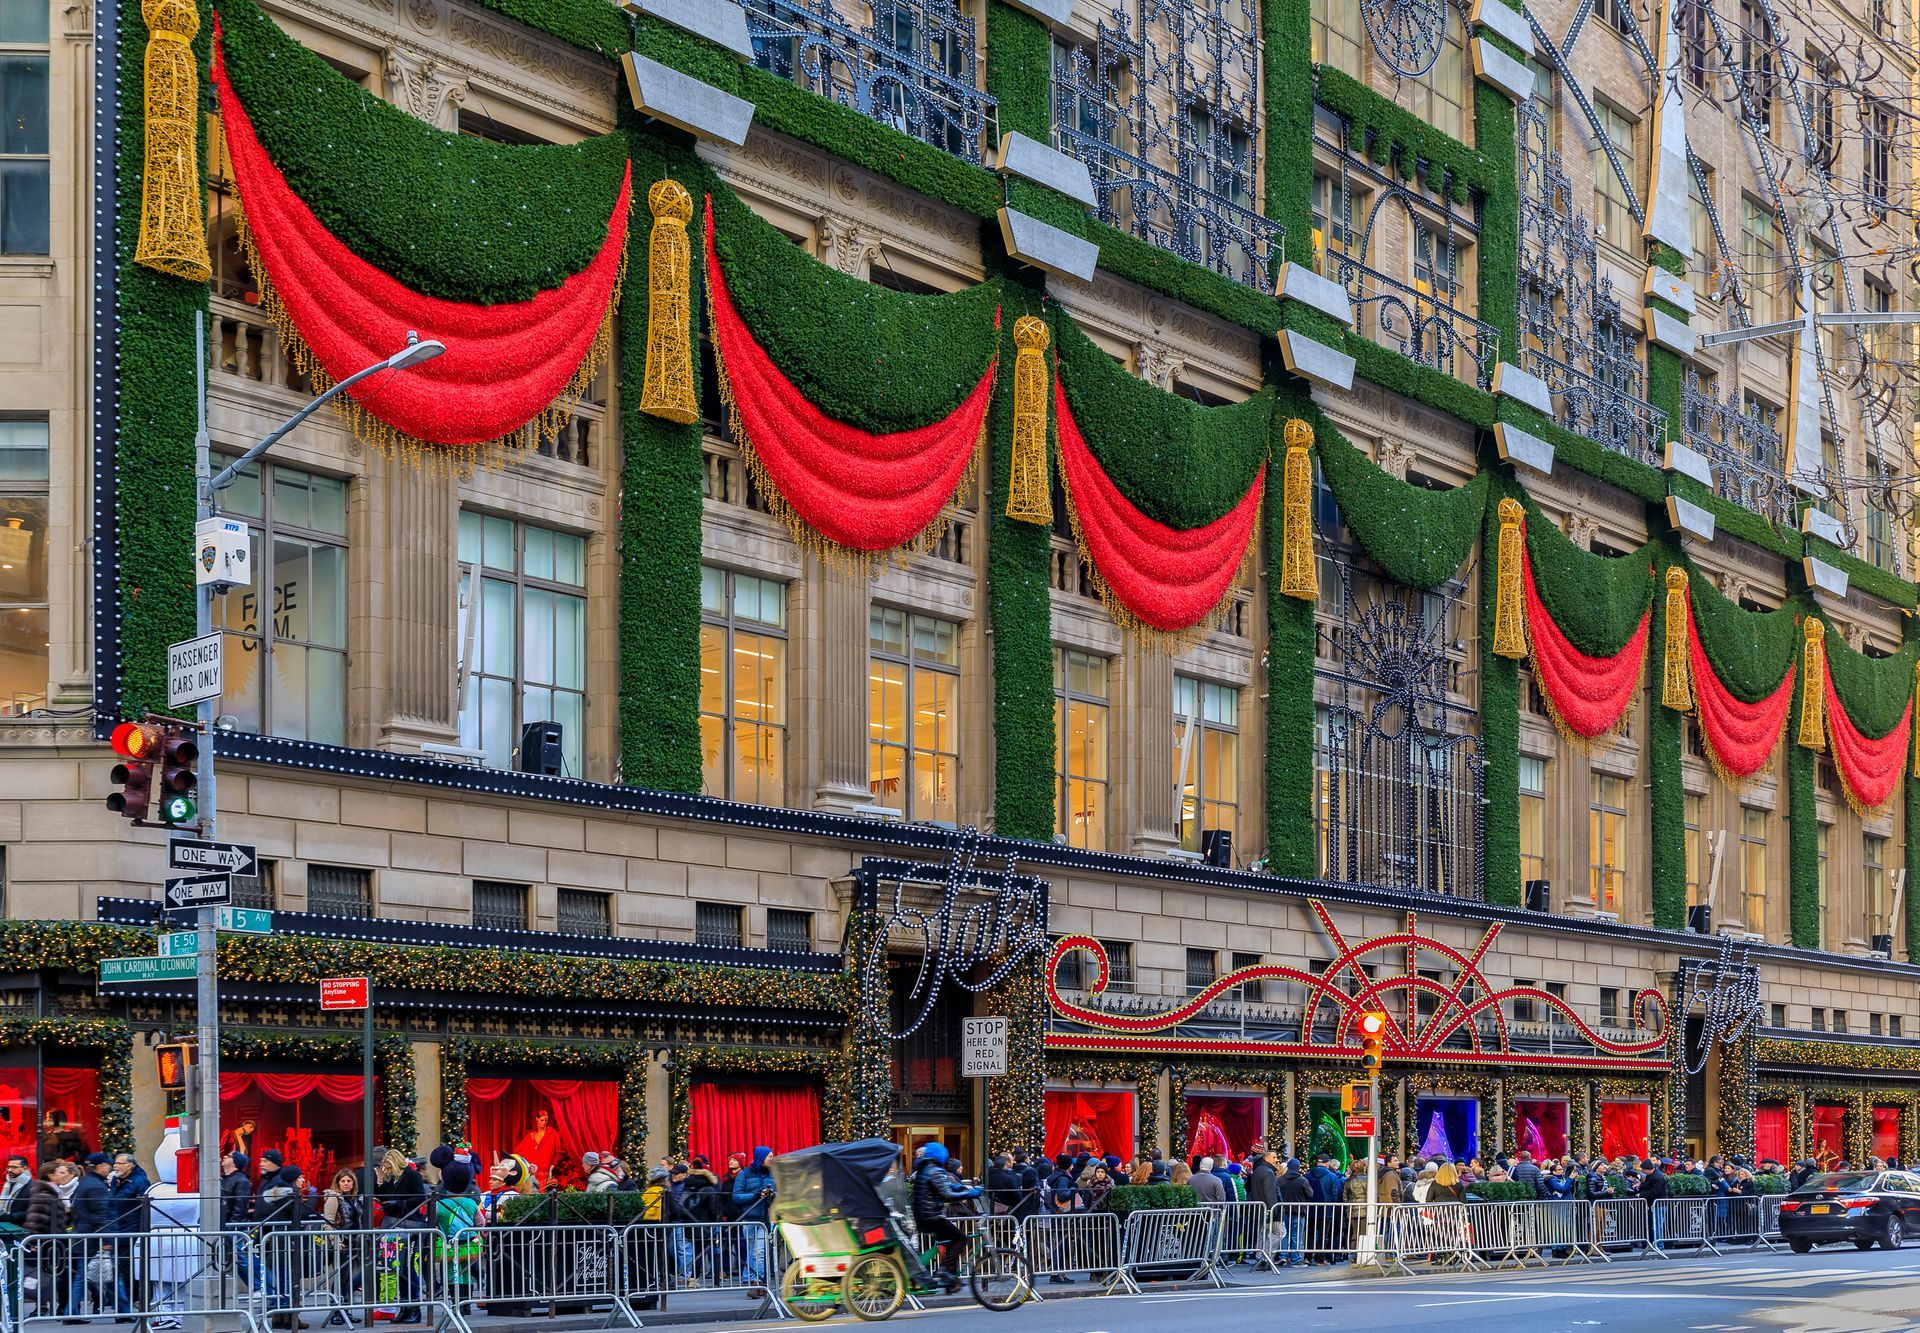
(771, 1139), (1031, 1321)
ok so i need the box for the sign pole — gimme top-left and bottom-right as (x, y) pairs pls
(363, 998), (375, 1180)
(1361, 1074), (1380, 1265)
(192, 313), (223, 1228)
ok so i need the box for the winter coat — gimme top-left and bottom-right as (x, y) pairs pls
(1276, 1170), (1313, 1205)
(376, 1165), (427, 1225)
(585, 1167), (619, 1194)
(681, 1168), (723, 1221)
(220, 1170), (254, 1227)
(1637, 1169), (1669, 1202)
(322, 1190), (364, 1231)
(1542, 1174), (1573, 1200)
(21, 1181), (66, 1236)
(909, 1157), (979, 1225)
(1246, 1159), (1280, 1208)
(1306, 1166), (1341, 1204)
(109, 1166), (152, 1233)
(70, 1170), (113, 1234)
(1189, 1170), (1226, 1204)
(985, 1164), (1025, 1216)
(731, 1157), (776, 1223)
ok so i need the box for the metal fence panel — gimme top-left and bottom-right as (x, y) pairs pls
(1382, 1201), (1487, 1272)
(1019, 1211), (1132, 1294)
(623, 1220), (778, 1310)
(453, 1224), (637, 1325)
(1759, 1193), (1786, 1244)
(1206, 1201), (1279, 1272)
(259, 1223), (461, 1331)
(17, 1230), (261, 1331)
(1588, 1198), (1651, 1256)
(1120, 1207), (1221, 1288)
(1652, 1197), (1713, 1252)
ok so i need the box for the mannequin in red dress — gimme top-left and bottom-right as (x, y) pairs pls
(512, 1108), (560, 1187)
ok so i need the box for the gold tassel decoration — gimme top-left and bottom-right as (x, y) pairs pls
(1798, 617), (1827, 751)
(1004, 316), (1052, 524)
(1278, 417), (1318, 600)
(1662, 567), (1692, 712)
(134, 0), (211, 281)
(1492, 496), (1527, 659)
(639, 179), (698, 425)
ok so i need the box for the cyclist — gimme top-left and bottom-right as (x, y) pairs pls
(909, 1143), (981, 1292)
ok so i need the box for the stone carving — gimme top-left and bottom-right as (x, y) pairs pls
(385, 46), (468, 130)
(1135, 341), (1180, 391)
(1563, 513), (1600, 551)
(821, 215), (882, 277)
(406, 0), (438, 34)
(60, 0), (91, 38)
(1374, 436), (1415, 481)
(1717, 571), (1753, 606)
(741, 133), (830, 191)
(446, 10), (609, 102)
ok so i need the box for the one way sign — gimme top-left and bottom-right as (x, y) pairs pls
(167, 837), (258, 878)
(164, 873), (231, 910)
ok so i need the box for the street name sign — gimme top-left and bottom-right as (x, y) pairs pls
(164, 873), (232, 911)
(159, 932), (198, 958)
(101, 955), (197, 984)
(961, 1016), (1009, 1077)
(167, 838), (258, 878)
(216, 906), (273, 934)
(320, 976), (370, 1010)
(166, 632), (224, 709)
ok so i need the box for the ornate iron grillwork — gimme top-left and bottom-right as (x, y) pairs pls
(1516, 98), (1668, 463)
(1314, 118), (1499, 388)
(1317, 559), (1484, 901)
(744, 0), (998, 164)
(1680, 367), (1794, 525)
(1052, 0), (1281, 290)
(1362, 0), (1453, 79)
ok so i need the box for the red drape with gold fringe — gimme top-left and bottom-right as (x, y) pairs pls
(1685, 599), (1796, 781)
(210, 20), (630, 449)
(1054, 380), (1264, 635)
(1521, 550), (1649, 741)
(701, 199), (995, 555)
(1823, 666), (1911, 811)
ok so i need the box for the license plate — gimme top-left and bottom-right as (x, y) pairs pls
(1812, 1204), (1831, 1214)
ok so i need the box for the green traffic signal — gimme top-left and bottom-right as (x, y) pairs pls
(161, 793), (197, 825)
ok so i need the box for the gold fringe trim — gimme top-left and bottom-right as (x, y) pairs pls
(703, 264), (984, 577)
(1492, 496), (1526, 660)
(1662, 567), (1692, 712)
(134, 0), (211, 281)
(1277, 418), (1317, 601)
(235, 206), (626, 477)
(1798, 618), (1826, 752)
(1692, 702), (1789, 793)
(639, 180), (698, 425)
(1005, 316), (1052, 525)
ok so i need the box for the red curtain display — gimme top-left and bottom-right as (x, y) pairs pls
(1686, 601), (1796, 780)
(687, 1081), (822, 1169)
(1823, 666), (1912, 811)
(1873, 1107), (1901, 1162)
(1599, 1101), (1649, 1163)
(0, 1067), (101, 1168)
(1754, 1104), (1790, 1165)
(1042, 1089), (1136, 1163)
(220, 1071), (374, 1184)
(1522, 553), (1649, 740)
(702, 200), (994, 555)
(1513, 1098), (1569, 1159)
(1812, 1105), (1847, 1165)
(1183, 1095), (1262, 1164)
(1054, 381), (1265, 635)
(209, 25), (631, 449)
(464, 1077), (617, 1191)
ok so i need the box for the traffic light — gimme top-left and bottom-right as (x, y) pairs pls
(156, 724), (200, 826)
(155, 1041), (194, 1092)
(1357, 1010), (1389, 1076)
(1341, 1081), (1372, 1113)
(106, 720), (158, 822)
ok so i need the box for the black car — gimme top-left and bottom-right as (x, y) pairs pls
(1778, 1171), (1920, 1252)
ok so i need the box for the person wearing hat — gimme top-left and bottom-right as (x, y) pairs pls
(1638, 1157), (1669, 1249)
(910, 1143), (981, 1291)
(433, 1161), (481, 1320)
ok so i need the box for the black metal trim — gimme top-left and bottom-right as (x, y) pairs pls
(89, 0), (120, 736)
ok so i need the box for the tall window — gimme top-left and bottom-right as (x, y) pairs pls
(1741, 198), (1781, 324)
(1410, 18), (1471, 144)
(0, 420), (46, 714)
(1310, 0), (1364, 78)
(1866, 834), (1889, 943)
(459, 514), (587, 777)
(213, 458), (348, 745)
(1412, 219), (1473, 315)
(1588, 772), (1628, 911)
(308, 865), (371, 918)
(0, 0), (48, 255)
(1867, 101), (1894, 218)
(1740, 390), (1781, 470)
(1518, 756), (1547, 883)
(1175, 675), (1239, 853)
(471, 880), (529, 931)
(1807, 49), (1837, 174)
(1054, 649), (1110, 850)
(869, 607), (959, 823)
(1816, 822), (1830, 949)
(1738, 0), (1775, 139)
(1681, 0), (1711, 89)
(699, 566), (787, 805)
(1689, 167), (1717, 299)
(1741, 807), (1768, 933)
(1684, 793), (1706, 906)
(1311, 171), (1354, 276)
(1592, 103), (1636, 247)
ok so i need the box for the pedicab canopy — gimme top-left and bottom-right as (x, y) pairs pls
(770, 1138), (905, 1225)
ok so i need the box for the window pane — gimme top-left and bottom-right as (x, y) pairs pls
(306, 541), (346, 648)
(4, 157), (57, 255)
(701, 565), (726, 615)
(0, 420), (48, 482)
(219, 630), (263, 734)
(1174, 674), (1198, 719)
(479, 578), (514, 675)
(221, 458), (263, 520)
(699, 712), (725, 797)
(915, 667), (954, 751)
(913, 615), (957, 664)
(523, 587), (556, 686)
(458, 511), (481, 566)
(0, 605), (45, 714)
(271, 466), (313, 531)
(523, 525), (554, 582)
(0, 57), (49, 155)
(869, 604), (906, 655)
(0, 0), (51, 43)
(305, 648), (345, 746)
(552, 593), (584, 690)
(479, 677), (514, 769)
(869, 662), (905, 745)
(308, 474), (347, 537)
(0, 494), (46, 602)
(269, 639), (308, 739)
(553, 532), (585, 586)
(482, 515), (514, 571)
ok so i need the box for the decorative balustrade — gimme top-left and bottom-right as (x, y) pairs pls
(1327, 249), (1499, 388)
(1521, 347), (1669, 466)
(1681, 368), (1793, 525)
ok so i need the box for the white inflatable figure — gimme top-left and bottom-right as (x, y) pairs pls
(144, 1117), (199, 1329)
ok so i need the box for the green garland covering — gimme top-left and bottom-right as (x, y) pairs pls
(216, 0), (628, 304)
(1314, 411), (1489, 590)
(618, 124), (706, 792)
(1497, 400), (1666, 505)
(985, 2), (1051, 143)
(1522, 500), (1656, 657)
(1051, 310), (1273, 528)
(0, 1019), (135, 1155)
(844, 911), (894, 1139)
(708, 186), (1002, 430)
(982, 952), (1046, 1153)
(1312, 67), (1496, 198)
(440, 1037), (647, 1163)
(1648, 533), (1687, 930)
(1806, 535), (1920, 610)
(1786, 578), (1820, 949)
(1267, 376), (1319, 877)
(1474, 81), (1519, 354)
(470, 0), (624, 59)
(1166, 1064), (1289, 1158)
(1668, 474), (1802, 559)
(1265, 0), (1317, 266)
(1821, 629), (1918, 740)
(1481, 470), (1521, 906)
(221, 1028), (417, 1153)
(1044, 1058), (1162, 1157)
(1684, 560), (1798, 702)
(667, 1044), (849, 1151)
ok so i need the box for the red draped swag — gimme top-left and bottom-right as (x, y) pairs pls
(702, 199), (994, 555)
(1874, 1107), (1902, 1162)
(1522, 550), (1649, 741)
(1598, 1101), (1649, 1163)
(1054, 381), (1265, 635)
(1753, 1104), (1790, 1166)
(221, 1072), (374, 1184)
(1812, 1105), (1847, 1164)
(1043, 1089), (1136, 1163)
(210, 22), (631, 449)
(464, 1077), (618, 1191)
(1822, 664), (1912, 811)
(686, 1081), (822, 1169)
(1183, 1095), (1262, 1164)
(1686, 599), (1796, 780)
(1513, 1098), (1569, 1160)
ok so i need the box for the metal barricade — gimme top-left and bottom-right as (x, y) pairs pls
(1456, 1201), (1524, 1267)
(1382, 1201), (1486, 1272)
(1120, 1207), (1221, 1288)
(1587, 1198), (1651, 1257)
(952, 1214), (1022, 1273)
(454, 1224), (637, 1326)
(1652, 1197), (1712, 1253)
(1506, 1200), (1591, 1266)
(1758, 1193), (1786, 1245)
(258, 1223), (459, 1331)
(1268, 1201), (1366, 1269)
(17, 1229), (260, 1331)
(1709, 1196), (1770, 1252)
(1206, 1201), (1278, 1273)
(622, 1220), (778, 1313)
(1020, 1211), (1132, 1294)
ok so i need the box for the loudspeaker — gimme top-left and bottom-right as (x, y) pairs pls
(1524, 879), (1550, 912)
(1687, 904), (1712, 935)
(517, 721), (564, 776)
(1872, 933), (1894, 955)
(1201, 828), (1232, 868)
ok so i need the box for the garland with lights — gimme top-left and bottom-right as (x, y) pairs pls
(666, 1044), (849, 1153)
(844, 909), (895, 1140)
(1757, 1036), (1920, 1074)
(0, 1018), (136, 1155)
(1713, 1028), (1757, 1160)
(219, 1028), (417, 1153)
(1503, 1073), (1590, 1162)
(982, 950), (1046, 1153)
(1165, 1064), (1289, 1162)
(1044, 1058), (1161, 1159)
(439, 1037), (647, 1164)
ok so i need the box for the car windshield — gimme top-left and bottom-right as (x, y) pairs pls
(1795, 1172), (1879, 1195)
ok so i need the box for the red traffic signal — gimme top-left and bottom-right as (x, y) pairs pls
(1357, 1010), (1389, 1075)
(106, 721), (159, 822)
(155, 1041), (195, 1092)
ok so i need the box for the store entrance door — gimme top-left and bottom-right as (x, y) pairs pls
(895, 1123), (973, 1177)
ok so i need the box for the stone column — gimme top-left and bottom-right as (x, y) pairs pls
(1129, 644), (1180, 856)
(368, 453), (460, 752)
(806, 558), (876, 812)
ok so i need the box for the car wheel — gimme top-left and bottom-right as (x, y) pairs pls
(1883, 1215), (1904, 1251)
(1855, 1237), (1876, 1250)
(1789, 1238), (1813, 1253)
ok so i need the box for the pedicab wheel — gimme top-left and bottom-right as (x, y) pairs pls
(969, 1247), (1031, 1311)
(780, 1261), (841, 1322)
(842, 1252), (907, 1321)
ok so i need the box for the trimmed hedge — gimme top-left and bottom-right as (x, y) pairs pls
(1102, 1184), (1199, 1217)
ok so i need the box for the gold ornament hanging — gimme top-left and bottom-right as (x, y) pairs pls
(1492, 496), (1527, 660)
(1277, 417), (1318, 600)
(1798, 617), (1826, 751)
(639, 179), (698, 425)
(133, 0), (212, 281)
(1005, 315), (1052, 525)
(1662, 567), (1692, 712)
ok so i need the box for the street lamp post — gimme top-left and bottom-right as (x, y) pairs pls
(188, 315), (442, 1225)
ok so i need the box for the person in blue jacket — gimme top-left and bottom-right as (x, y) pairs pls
(731, 1147), (776, 1289)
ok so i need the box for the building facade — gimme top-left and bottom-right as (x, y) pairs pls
(0, 0), (1917, 1177)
